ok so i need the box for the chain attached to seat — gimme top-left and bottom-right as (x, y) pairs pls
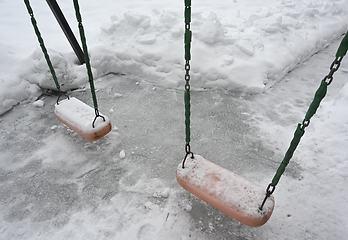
(260, 31), (348, 210)
(182, 0), (194, 168)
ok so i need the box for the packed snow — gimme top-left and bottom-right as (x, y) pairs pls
(0, 0), (348, 239)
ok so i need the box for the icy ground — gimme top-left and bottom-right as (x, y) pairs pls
(0, 37), (347, 240)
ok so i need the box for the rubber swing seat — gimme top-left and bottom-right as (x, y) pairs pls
(54, 97), (112, 141)
(176, 155), (275, 227)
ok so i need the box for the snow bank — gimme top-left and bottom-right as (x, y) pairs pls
(94, 1), (348, 93)
(0, 44), (41, 115)
(1, 0), (348, 115)
(20, 49), (89, 92)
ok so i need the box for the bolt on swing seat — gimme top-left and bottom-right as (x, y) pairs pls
(176, 155), (275, 227)
(54, 97), (111, 141)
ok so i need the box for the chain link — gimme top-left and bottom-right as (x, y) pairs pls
(184, 21), (191, 91)
(301, 119), (310, 130)
(185, 61), (191, 90)
(324, 56), (343, 85)
(259, 184), (275, 210)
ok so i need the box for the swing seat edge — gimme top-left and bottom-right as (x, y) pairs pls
(176, 155), (275, 227)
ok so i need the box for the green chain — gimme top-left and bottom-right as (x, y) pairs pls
(260, 32), (348, 210)
(24, 0), (61, 92)
(73, 0), (99, 113)
(182, 0), (193, 167)
(184, 0), (192, 62)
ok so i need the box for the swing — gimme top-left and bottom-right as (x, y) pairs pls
(177, 155), (275, 227)
(176, 0), (274, 227)
(176, 0), (348, 227)
(24, 0), (111, 141)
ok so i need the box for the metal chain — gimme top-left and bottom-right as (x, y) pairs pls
(73, 0), (104, 127)
(182, 1), (194, 168)
(184, 23), (191, 91)
(260, 55), (345, 210)
(92, 108), (105, 128)
(323, 56), (343, 86)
(24, 0), (62, 95)
(185, 60), (191, 91)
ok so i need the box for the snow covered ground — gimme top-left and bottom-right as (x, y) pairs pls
(0, 0), (348, 239)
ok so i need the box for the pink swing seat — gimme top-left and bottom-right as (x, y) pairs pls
(176, 155), (275, 227)
(54, 97), (112, 141)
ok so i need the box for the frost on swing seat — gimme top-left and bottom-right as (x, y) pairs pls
(176, 155), (275, 227)
(54, 97), (112, 141)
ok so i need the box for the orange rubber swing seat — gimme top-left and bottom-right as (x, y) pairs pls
(54, 97), (112, 141)
(176, 155), (275, 227)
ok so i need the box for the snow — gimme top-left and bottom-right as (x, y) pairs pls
(0, 0), (348, 239)
(33, 99), (45, 108)
(119, 150), (126, 159)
